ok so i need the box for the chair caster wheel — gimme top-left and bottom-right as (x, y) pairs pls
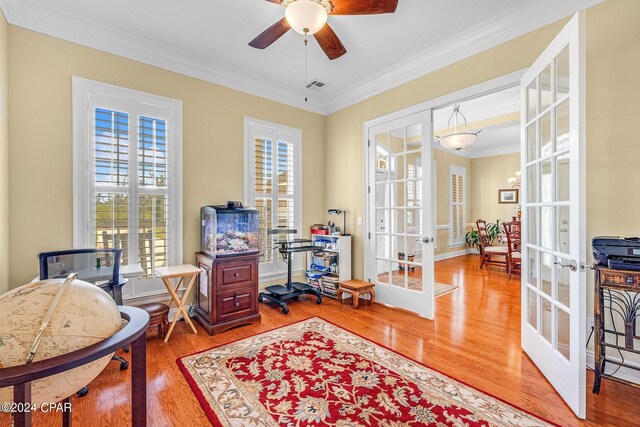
(76, 386), (89, 397)
(282, 307), (289, 314)
(120, 361), (129, 371)
(316, 297), (322, 304)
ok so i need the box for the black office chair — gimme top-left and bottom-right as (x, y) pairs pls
(258, 228), (323, 314)
(37, 248), (129, 396)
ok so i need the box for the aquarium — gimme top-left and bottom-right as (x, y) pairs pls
(201, 203), (259, 257)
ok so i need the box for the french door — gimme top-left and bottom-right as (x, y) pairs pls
(520, 12), (586, 418)
(366, 111), (435, 318)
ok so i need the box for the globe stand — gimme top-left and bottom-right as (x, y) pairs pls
(0, 306), (149, 427)
(75, 355), (127, 398)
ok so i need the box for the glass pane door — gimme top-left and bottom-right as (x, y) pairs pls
(375, 125), (423, 289)
(367, 111), (434, 318)
(520, 12), (585, 418)
(525, 45), (573, 362)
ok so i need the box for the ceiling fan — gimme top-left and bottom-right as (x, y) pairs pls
(249, 0), (399, 60)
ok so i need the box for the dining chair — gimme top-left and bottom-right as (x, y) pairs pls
(476, 219), (509, 270)
(503, 221), (522, 279)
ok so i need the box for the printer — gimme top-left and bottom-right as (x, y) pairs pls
(593, 236), (640, 271)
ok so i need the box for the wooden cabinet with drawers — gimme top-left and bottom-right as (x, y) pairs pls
(194, 252), (261, 334)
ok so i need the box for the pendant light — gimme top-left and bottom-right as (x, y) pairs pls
(436, 105), (481, 151)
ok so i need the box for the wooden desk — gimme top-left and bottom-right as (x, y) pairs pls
(593, 266), (640, 393)
(155, 264), (202, 342)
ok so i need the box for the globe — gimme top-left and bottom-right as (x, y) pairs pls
(0, 278), (122, 405)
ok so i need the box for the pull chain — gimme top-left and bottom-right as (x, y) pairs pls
(304, 29), (309, 102)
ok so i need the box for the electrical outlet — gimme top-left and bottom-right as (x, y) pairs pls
(588, 317), (594, 329)
(357, 217), (363, 226)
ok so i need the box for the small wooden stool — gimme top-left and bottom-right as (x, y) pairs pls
(338, 280), (375, 308)
(138, 303), (170, 339)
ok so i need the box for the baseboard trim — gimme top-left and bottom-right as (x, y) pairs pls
(586, 350), (640, 386)
(259, 268), (305, 284)
(435, 249), (477, 261)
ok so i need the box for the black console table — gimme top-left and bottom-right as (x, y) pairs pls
(593, 266), (640, 393)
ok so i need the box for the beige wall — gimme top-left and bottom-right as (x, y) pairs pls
(323, 0), (640, 344)
(433, 150), (521, 257)
(585, 0), (640, 318)
(3, 0), (639, 310)
(7, 27), (326, 287)
(325, 18), (567, 280)
(470, 152), (521, 224)
(0, 9), (7, 295)
(433, 149), (472, 257)
(327, 0), (640, 284)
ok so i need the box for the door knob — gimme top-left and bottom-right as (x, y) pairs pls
(417, 237), (433, 244)
(554, 259), (577, 272)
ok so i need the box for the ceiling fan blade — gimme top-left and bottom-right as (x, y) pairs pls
(249, 17), (291, 49)
(314, 24), (347, 60)
(331, 0), (398, 15)
(264, 0), (283, 3)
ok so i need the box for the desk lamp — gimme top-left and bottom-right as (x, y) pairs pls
(328, 209), (349, 236)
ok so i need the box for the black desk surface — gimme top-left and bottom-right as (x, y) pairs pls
(274, 238), (312, 245)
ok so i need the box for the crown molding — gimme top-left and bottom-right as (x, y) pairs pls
(323, 0), (603, 114)
(467, 144), (520, 159)
(432, 142), (520, 160)
(0, 0), (327, 115)
(0, 0), (603, 116)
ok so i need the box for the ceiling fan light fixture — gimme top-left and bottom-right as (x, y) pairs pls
(436, 104), (481, 151)
(284, 0), (331, 35)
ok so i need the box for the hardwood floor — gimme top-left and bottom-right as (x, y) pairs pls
(4, 254), (640, 426)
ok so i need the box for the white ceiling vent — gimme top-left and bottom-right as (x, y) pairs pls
(306, 79), (327, 91)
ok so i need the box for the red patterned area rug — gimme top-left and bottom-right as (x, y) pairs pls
(177, 318), (554, 427)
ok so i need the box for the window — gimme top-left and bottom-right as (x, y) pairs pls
(406, 161), (422, 230)
(244, 118), (302, 278)
(449, 165), (466, 247)
(73, 77), (182, 299)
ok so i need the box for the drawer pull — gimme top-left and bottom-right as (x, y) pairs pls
(234, 272), (240, 278)
(626, 276), (634, 284)
(233, 292), (240, 307)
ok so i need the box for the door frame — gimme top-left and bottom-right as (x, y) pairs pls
(363, 69), (526, 314)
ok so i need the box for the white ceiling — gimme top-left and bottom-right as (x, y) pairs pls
(433, 86), (520, 131)
(0, 0), (600, 114)
(397, 86), (519, 158)
(461, 122), (520, 158)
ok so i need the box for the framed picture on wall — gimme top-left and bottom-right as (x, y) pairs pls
(498, 189), (519, 204)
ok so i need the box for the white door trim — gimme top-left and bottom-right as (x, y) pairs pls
(363, 69), (524, 289)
